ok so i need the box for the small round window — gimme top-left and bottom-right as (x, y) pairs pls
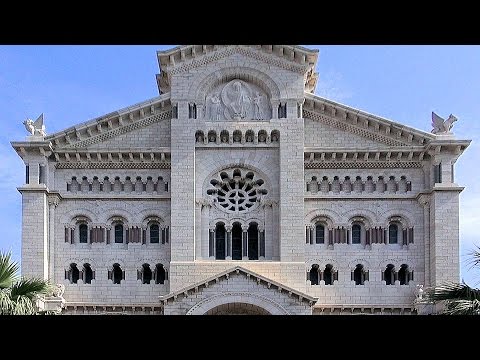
(207, 168), (267, 213)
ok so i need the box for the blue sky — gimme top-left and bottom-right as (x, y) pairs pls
(0, 45), (479, 286)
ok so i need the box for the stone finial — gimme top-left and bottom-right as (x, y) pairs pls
(431, 111), (457, 135)
(23, 113), (46, 138)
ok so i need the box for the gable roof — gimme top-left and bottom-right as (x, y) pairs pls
(44, 93), (172, 149)
(158, 266), (317, 306)
(156, 45), (319, 95)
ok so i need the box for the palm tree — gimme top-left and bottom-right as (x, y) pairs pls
(424, 246), (480, 315)
(0, 252), (52, 315)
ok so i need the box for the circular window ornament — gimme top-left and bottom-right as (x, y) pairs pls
(207, 168), (268, 213)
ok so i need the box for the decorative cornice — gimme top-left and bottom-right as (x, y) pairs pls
(304, 147), (427, 169)
(55, 162), (171, 170)
(313, 304), (417, 314)
(303, 93), (436, 147)
(64, 109), (171, 149)
(305, 161), (423, 169)
(53, 148), (170, 169)
(45, 94), (171, 149)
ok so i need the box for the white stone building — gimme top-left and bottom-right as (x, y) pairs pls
(11, 45), (471, 315)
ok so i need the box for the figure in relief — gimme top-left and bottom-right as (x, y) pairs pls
(210, 95), (221, 120)
(222, 80), (252, 119)
(253, 92), (264, 120)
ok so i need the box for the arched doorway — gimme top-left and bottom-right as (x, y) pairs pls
(186, 293), (290, 315)
(205, 303), (270, 315)
(232, 223), (242, 260)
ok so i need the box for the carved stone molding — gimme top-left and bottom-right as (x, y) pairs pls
(56, 162), (171, 169)
(63, 110), (172, 149)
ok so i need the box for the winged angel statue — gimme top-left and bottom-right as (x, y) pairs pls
(431, 111), (457, 135)
(23, 114), (46, 136)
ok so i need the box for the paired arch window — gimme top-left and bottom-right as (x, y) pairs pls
(155, 264), (167, 284)
(140, 264), (153, 284)
(137, 263), (168, 284)
(308, 264), (337, 285)
(83, 263), (94, 284)
(352, 264), (369, 285)
(383, 264), (396, 285)
(108, 263), (124, 284)
(398, 264), (413, 285)
(65, 263), (95, 284)
(66, 263), (80, 284)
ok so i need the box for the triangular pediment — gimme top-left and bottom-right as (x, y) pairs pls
(156, 45), (319, 94)
(45, 93), (172, 150)
(303, 93), (436, 148)
(159, 266), (317, 307)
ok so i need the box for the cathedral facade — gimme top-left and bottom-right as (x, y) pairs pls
(12, 45), (470, 315)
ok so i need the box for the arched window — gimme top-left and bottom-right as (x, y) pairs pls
(150, 224), (160, 244)
(309, 264), (320, 285)
(352, 224), (361, 244)
(315, 224), (325, 244)
(384, 264), (396, 285)
(114, 224), (124, 243)
(111, 263), (123, 284)
(67, 263), (80, 284)
(324, 264), (335, 285)
(155, 264), (167, 284)
(398, 264), (412, 285)
(79, 224), (88, 243)
(353, 264), (366, 285)
(389, 224), (398, 244)
(248, 223), (259, 260)
(215, 223), (226, 260)
(83, 263), (94, 284)
(232, 223), (242, 260)
(141, 264), (152, 284)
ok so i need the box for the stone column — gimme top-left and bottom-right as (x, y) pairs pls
(201, 203), (210, 259)
(242, 224), (249, 260)
(418, 195), (431, 286)
(309, 226), (314, 245)
(226, 225), (232, 260)
(195, 201), (202, 259)
(47, 194), (59, 281)
(258, 225), (265, 260)
(209, 227), (215, 259)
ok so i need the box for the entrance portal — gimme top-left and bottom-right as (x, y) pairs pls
(205, 303), (270, 315)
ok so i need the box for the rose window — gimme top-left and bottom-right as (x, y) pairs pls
(207, 168), (268, 213)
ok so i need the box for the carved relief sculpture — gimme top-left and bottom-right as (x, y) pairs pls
(206, 79), (271, 121)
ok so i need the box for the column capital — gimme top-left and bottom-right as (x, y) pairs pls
(47, 193), (61, 207)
